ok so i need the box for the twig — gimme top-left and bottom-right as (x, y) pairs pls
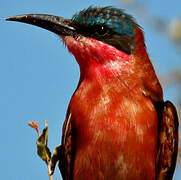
(29, 120), (53, 180)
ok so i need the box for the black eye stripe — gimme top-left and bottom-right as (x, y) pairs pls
(74, 22), (132, 54)
(75, 24), (111, 37)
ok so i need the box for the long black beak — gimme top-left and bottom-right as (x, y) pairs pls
(5, 14), (76, 36)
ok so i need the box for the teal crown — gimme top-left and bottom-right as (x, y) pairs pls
(72, 6), (137, 38)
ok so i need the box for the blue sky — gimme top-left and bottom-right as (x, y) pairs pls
(1, 0), (181, 179)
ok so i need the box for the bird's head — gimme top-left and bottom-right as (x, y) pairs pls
(6, 6), (147, 80)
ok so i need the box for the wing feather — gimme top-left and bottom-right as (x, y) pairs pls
(156, 101), (179, 180)
(59, 110), (74, 180)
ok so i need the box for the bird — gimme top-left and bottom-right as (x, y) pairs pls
(6, 6), (179, 180)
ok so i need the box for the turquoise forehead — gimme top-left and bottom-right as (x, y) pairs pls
(72, 6), (137, 37)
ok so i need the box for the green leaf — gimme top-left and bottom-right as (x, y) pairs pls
(37, 126), (51, 163)
(50, 145), (63, 174)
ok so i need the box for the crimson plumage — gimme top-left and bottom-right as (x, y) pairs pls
(61, 26), (161, 180)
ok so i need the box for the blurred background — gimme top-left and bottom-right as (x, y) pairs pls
(1, 0), (181, 179)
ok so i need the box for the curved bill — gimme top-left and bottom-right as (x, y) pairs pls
(5, 14), (76, 36)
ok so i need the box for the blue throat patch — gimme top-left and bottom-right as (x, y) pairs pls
(72, 6), (137, 38)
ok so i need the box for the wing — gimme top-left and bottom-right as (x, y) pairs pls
(58, 109), (74, 180)
(156, 101), (179, 180)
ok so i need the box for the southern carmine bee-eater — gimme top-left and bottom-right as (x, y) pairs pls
(6, 6), (179, 180)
